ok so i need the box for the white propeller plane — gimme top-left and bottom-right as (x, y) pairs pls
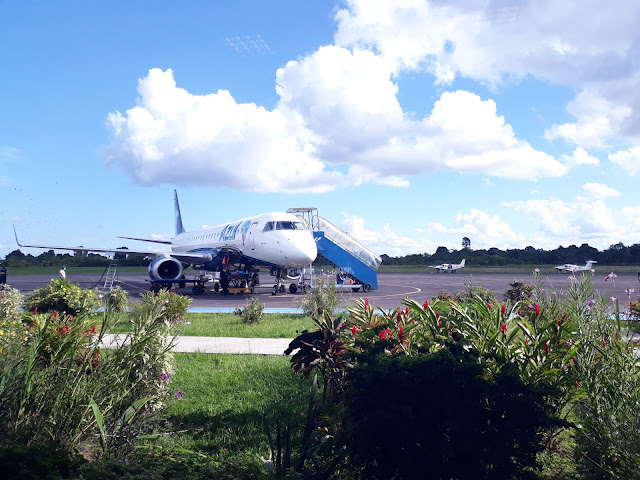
(429, 259), (466, 273)
(14, 190), (318, 294)
(554, 260), (597, 273)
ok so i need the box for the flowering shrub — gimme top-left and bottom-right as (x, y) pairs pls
(137, 290), (191, 323)
(0, 285), (26, 355)
(0, 296), (176, 457)
(24, 279), (101, 317)
(102, 286), (129, 313)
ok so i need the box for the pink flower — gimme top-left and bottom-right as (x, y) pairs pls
(500, 322), (507, 333)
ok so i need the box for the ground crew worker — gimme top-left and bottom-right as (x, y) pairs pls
(0, 265), (7, 285)
(59, 266), (66, 280)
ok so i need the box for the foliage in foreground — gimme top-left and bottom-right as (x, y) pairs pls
(0, 284), (176, 459)
(297, 278), (340, 319)
(286, 273), (640, 480)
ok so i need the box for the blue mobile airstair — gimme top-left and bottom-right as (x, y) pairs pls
(287, 208), (382, 291)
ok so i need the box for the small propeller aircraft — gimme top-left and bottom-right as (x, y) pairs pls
(428, 259), (466, 273)
(554, 260), (597, 273)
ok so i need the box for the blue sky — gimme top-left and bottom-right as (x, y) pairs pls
(2, 0), (640, 259)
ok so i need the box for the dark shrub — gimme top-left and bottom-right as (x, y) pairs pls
(341, 347), (550, 480)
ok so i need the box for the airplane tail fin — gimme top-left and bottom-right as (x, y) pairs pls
(460, 259), (465, 267)
(174, 190), (185, 236)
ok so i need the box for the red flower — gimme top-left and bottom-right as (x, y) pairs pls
(603, 335), (608, 345)
(33, 308), (38, 316)
(557, 318), (562, 326)
(435, 312), (440, 320)
(379, 329), (387, 340)
(364, 298), (369, 310)
(438, 321), (442, 327)
(398, 325), (404, 343)
(543, 343), (550, 353)
(423, 300), (429, 309)
(571, 357), (577, 364)
(500, 322), (507, 333)
(351, 325), (357, 337)
(487, 302), (492, 310)
(534, 304), (540, 317)
(405, 307), (409, 314)
(575, 380), (579, 390)
(501, 304), (506, 315)
(396, 310), (402, 323)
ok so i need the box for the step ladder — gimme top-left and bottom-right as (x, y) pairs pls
(104, 264), (118, 290)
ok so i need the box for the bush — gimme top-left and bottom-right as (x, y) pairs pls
(136, 290), (191, 323)
(102, 286), (129, 313)
(234, 297), (264, 324)
(0, 294), (176, 456)
(24, 279), (101, 317)
(0, 284), (23, 324)
(341, 348), (550, 480)
(298, 278), (339, 319)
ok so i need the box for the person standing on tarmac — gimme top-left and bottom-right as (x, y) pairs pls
(220, 268), (229, 296)
(59, 266), (66, 280)
(0, 265), (7, 285)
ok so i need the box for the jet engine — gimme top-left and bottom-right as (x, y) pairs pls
(148, 256), (184, 281)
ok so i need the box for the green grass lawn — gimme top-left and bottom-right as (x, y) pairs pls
(107, 312), (315, 338)
(159, 353), (312, 462)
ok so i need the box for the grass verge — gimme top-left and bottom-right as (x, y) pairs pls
(107, 312), (315, 338)
(158, 353), (312, 464)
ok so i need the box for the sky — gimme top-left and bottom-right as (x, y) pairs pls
(2, 0), (640, 260)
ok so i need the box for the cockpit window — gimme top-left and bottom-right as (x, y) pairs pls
(263, 221), (274, 232)
(276, 221), (305, 230)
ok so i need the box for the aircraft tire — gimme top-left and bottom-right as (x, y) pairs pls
(289, 284), (297, 294)
(363, 283), (372, 292)
(272, 285), (278, 295)
(279, 284), (286, 293)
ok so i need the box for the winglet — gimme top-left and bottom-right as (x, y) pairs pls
(174, 190), (185, 236)
(13, 225), (23, 247)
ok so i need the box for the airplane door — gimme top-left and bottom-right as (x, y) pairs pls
(247, 222), (258, 250)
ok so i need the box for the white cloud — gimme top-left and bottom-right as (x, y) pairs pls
(105, 62), (566, 192)
(609, 147), (640, 175)
(428, 209), (527, 249)
(561, 147), (599, 168)
(582, 183), (620, 198)
(504, 199), (618, 239)
(335, 0), (640, 148)
(104, 68), (343, 193)
(339, 213), (427, 256)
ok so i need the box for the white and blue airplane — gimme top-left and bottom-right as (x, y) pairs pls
(15, 191), (317, 293)
(554, 260), (597, 273)
(429, 259), (466, 273)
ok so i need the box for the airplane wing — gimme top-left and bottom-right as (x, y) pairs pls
(116, 235), (172, 245)
(13, 226), (215, 263)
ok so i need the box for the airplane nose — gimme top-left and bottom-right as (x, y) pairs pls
(293, 235), (317, 266)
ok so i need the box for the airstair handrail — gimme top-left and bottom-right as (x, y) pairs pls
(317, 217), (382, 270)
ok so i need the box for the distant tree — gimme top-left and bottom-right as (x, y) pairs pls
(462, 237), (471, 249)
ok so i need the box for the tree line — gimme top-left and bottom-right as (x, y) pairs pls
(381, 242), (640, 266)
(2, 248), (149, 267)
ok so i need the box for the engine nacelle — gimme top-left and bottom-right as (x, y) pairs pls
(148, 256), (184, 281)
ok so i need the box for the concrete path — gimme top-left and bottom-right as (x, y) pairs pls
(102, 334), (293, 355)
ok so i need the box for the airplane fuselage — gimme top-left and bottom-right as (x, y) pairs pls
(172, 212), (317, 270)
